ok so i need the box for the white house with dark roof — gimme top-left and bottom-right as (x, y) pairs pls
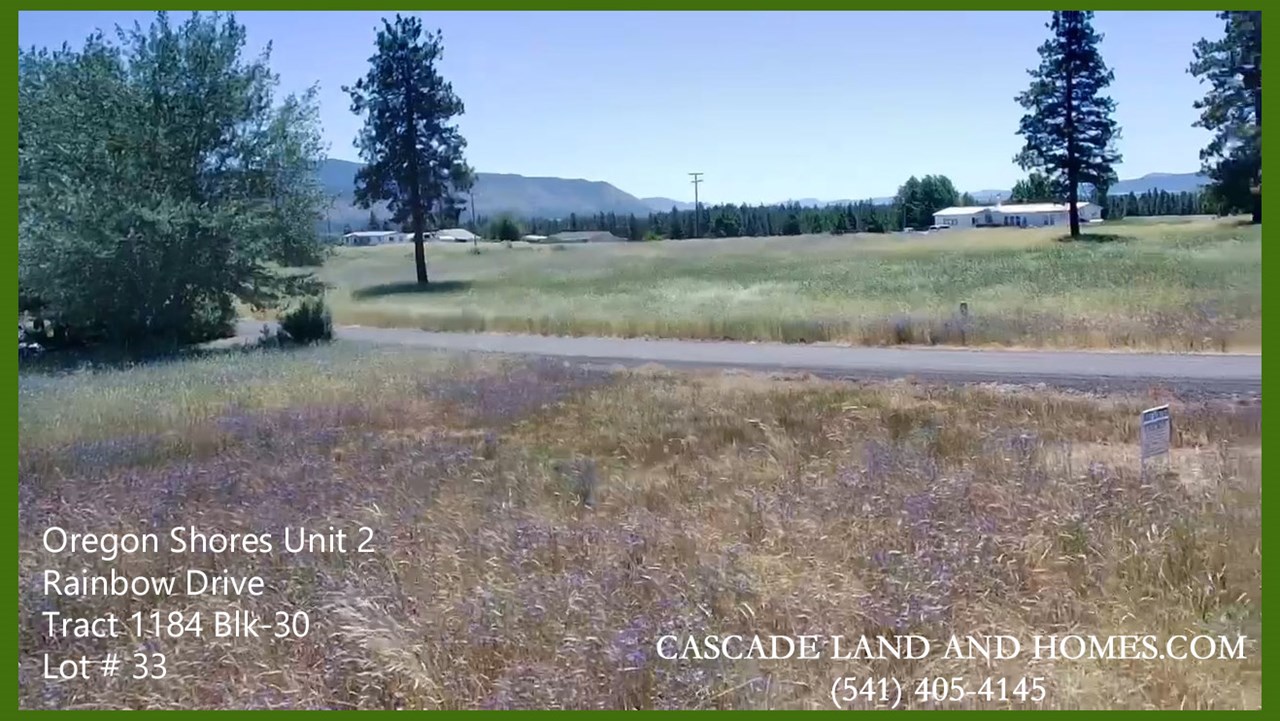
(932, 201), (1102, 229)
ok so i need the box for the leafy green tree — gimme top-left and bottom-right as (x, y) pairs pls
(18, 12), (326, 347)
(1189, 11), (1261, 223)
(492, 215), (521, 242)
(1014, 11), (1121, 238)
(1010, 172), (1056, 203)
(345, 15), (473, 284)
(893, 175), (957, 228)
(895, 176), (922, 229)
(711, 208), (743, 238)
(918, 175), (960, 224)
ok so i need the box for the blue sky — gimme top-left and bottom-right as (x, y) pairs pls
(19, 11), (1219, 204)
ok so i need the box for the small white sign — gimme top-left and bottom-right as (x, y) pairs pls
(1140, 405), (1172, 461)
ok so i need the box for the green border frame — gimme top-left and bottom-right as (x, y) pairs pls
(9, 3), (1267, 10)
(11, 4), (1270, 714)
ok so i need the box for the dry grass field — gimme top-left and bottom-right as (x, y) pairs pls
(302, 218), (1261, 352)
(19, 344), (1262, 709)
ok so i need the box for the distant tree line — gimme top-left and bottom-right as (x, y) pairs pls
(1106, 190), (1221, 219)
(469, 200), (899, 241)
(465, 183), (1219, 241)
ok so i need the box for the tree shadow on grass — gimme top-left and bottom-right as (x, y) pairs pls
(350, 279), (473, 300)
(19, 337), (317, 376)
(1055, 232), (1134, 244)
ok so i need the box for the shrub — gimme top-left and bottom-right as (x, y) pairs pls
(182, 294), (238, 344)
(278, 296), (333, 344)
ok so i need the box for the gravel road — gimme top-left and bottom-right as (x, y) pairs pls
(237, 321), (1261, 398)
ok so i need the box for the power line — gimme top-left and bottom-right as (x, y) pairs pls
(689, 172), (703, 237)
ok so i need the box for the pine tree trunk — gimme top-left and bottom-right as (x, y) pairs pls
(413, 238), (428, 283)
(1065, 67), (1081, 239)
(409, 180), (428, 283)
(403, 69), (428, 285)
(406, 149), (428, 282)
(1068, 183), (1081, 238)
(407, 174), (429, 281)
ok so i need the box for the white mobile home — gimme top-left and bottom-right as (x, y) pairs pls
(343, 230), (402, 246)
(933, 201), (1102, 229)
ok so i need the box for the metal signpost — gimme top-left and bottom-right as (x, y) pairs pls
(1139, 404), (1172, 476)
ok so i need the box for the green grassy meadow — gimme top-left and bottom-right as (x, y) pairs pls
(302, 218), (1260, 352)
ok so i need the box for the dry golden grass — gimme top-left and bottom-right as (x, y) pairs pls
(18, 348), (1262, 709)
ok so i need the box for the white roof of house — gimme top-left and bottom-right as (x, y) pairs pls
(343, 230), (398, 237)
(934, 201), (1095, 216)
(933, 206), (987, 217)
(434, 227), (477, 240)
(1001, 201), (1095, 214)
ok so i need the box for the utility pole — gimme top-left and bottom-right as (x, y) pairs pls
(689, 172), (703, 237)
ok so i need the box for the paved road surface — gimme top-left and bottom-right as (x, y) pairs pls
(236, 321), (1261, 397)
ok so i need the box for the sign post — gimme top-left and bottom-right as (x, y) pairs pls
(1139, 404), (1172, 476)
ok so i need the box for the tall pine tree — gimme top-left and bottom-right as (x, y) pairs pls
(1189, 11), (1261, 223)
(667, 206), (683, 239)
(1014, 11), (1121, 238)
(345, 15), (472, 284)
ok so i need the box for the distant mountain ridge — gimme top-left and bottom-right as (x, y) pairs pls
(316, 159), (1209, 232)
(1110, 172), (1208, 195)
(318, 159), (654, 231)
